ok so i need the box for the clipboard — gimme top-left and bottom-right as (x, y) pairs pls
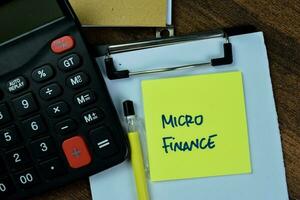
(90, 26), (289, 200)
(96, 26), (256, 79)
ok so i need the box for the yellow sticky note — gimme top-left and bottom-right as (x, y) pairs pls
(142, 71), (251, 182)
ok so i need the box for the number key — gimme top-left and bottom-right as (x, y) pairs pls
(5, 147), (31, 170)
(12, 93), (38, 116)
(0, 104), (11, 125)
(0, 126), (20, 148)
(22, 115), (46, 137)
(14, 168), (39, 189)
(30, 137), (56, 160)
(0, 176), (15, 198)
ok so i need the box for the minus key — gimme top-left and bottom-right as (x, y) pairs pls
(55, 119), (76, 135)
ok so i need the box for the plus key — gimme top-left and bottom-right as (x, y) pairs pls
(62, 136), (91, 169)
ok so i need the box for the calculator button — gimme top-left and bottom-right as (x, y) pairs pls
(0, 158), (5, 173)
(0, 126), (20, 148)
(30, 137), (56, 160)
(90, 127), (118, 157)
(0, 104), (11, 125)
(14, 168), (39, 188)
(82, 108), (104, 125)
(58, 53), (81, 71)
(0, 176), (15, 197)
(7, 76), (27, 94)
(32, 65), (54, 82)
(62, 136), (91, 169)
(51, 35), (75, 54)
(39, 158), (66, 179)
(22, 115), (47, 138)
(55, 119), (76, 135)
(0, 90), (3, 100)
(40, 83), (62, 100)
(74, 90), (96, 107)
(6, 147), (31, 170)
(12, 93), (38, 116)
(47, 101), (69, 117)
(66, 72), (89, 89)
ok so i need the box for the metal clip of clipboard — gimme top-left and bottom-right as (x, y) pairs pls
(99, 26), (256, 80)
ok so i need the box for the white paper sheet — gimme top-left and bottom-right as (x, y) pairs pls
(89, 32), (288, 200)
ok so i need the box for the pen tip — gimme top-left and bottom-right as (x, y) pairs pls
(123, 100), (135, 116)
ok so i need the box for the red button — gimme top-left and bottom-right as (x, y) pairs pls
(62, 136), (91, 169)
(51, 36), (75, 54)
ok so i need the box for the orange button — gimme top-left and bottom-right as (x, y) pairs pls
(62, 136), (91, 169)
(51, 36), (75, 54)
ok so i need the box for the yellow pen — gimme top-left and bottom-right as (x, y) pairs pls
(123, 100), (150, 200)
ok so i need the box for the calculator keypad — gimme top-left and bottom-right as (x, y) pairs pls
(0, 33), (127, 199)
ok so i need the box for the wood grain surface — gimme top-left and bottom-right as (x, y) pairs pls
(32, 0), (300, 199)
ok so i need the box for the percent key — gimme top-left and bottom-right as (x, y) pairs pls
(32, 65), (54, 82)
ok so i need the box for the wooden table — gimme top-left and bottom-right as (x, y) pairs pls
(34, 0), (300, 199)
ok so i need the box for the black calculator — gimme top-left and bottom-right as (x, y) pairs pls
(0, 0), (128, 199)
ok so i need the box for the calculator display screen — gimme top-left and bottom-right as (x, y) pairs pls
(0, 0), (64, 44)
